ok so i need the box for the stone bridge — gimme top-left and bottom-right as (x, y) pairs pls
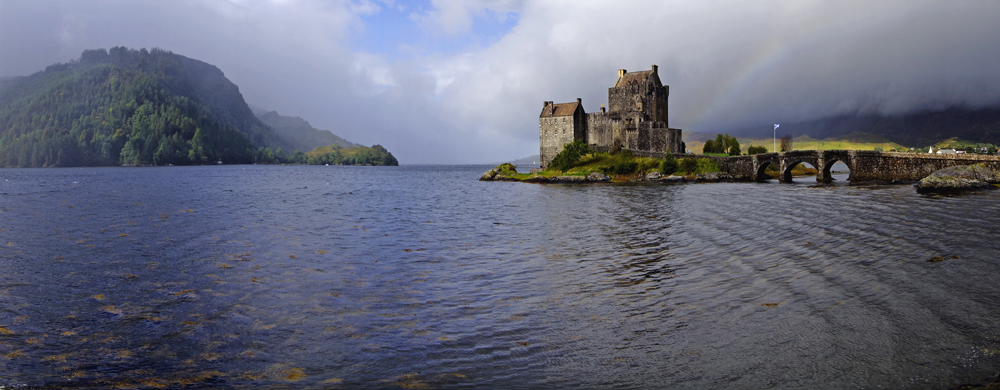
(717, 150), (1000, 182)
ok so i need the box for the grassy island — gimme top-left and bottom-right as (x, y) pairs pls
(487, 140), (723, 183)
(484, 139), (824, 183)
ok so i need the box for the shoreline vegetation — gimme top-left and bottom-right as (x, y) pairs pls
(252, 143), (398, 166)
(484, 140), (1000, 195)
(481, 139), (817, 184)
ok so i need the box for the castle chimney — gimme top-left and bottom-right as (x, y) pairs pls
(618, 69), (626, 78)
(577, 98), (582, 104)
(651, 64), (658, 75)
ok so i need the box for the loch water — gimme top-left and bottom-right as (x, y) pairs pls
(1, 165), (1000, 389)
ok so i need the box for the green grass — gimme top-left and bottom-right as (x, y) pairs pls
(510, 152), (721, 181)
(933, 137), (980, 149)
(687, 132), (909, 154)
(570, 152), (662, 175)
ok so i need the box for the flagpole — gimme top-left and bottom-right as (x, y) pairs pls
(773, 124), (780, 152)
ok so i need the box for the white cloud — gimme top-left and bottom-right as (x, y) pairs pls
(415, 0), (1000, 162)
(412, 0), (524, 36)
(3, 0), (1000, 163)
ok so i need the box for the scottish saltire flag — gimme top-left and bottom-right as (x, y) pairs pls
(774, 124), (780, 130)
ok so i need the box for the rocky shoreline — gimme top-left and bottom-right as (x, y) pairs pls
(479, 164), (736, 184)
(915, 163), (1000, 194)
(484, 162), (1000, 193)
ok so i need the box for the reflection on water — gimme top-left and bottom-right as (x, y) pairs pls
(0, 165), (999, 388)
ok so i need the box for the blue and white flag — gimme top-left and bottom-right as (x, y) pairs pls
(774, 124), (780, 130)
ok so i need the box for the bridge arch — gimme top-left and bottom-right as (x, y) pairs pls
(820, 159), (853, 182)
(754, 161), (775, 182)
(777, 152), (820, 183)
(780, 161), (819, 182)
(749, 154), (780, 182)
(815, 151), (855, 183)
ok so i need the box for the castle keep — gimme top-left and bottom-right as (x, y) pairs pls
(539, 65), (683, 168)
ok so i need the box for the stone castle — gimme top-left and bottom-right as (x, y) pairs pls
(539, 65), (684, 168)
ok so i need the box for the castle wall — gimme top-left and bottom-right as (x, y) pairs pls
(586, 113), (621, 148)
(608, 83), (668, 123)
(539, 106), (586, 168)
(539, 66), (682, 168)
(540, 116), (576, 168)
(585, 116), (682, 155)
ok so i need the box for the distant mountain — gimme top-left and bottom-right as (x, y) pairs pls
(251, 108), (359, 152)
(682, 131), (720, 143)
(511, 154), (540, 166)
(0, 47), (293, 167)
(729, 106), (1000, 148)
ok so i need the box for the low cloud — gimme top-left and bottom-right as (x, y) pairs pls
(2, 0), (999, 163)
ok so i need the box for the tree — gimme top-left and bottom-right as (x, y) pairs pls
(724, 134), (741, 156)
(550, 139), (592, 172)
(704, 133), (741, 155)
(680, 158), (698, 174)
(780, 134), (793, 152)
(747, 145), (768, 154)
(703, 139), (717, 154)
(660, 155), (678, 174)
(189, 128), (207, 163)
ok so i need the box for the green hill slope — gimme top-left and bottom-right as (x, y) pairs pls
(252, 109), (358, 152)
(684, 131), (907, 154)
(0, 47), (292, 167)
(726, 107), (1000, 149)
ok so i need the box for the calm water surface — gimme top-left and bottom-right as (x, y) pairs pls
(1, 165), (999, 389)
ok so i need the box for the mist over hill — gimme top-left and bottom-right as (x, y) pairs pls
(724, 106), (1000, 148)
(0, 47), (294, 167)
(251, 107), (359, 152)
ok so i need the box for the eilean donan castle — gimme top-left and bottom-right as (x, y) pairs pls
(539, 65), (684, 168)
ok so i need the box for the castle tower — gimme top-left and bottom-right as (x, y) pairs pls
(537, 65), (682, 168)
(608, 65), (669, 125)
(539, 98), (586, 168)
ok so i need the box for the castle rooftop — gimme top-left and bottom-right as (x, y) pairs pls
(539, 99), (581, 118)
(613, 65), (659, 88)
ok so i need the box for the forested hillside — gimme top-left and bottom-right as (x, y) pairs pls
(302, 144), (397, 166)
(253, 108), (359, 152)
(0, 47), (293, 167)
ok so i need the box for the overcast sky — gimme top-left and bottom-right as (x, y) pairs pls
(1, 0), (999, 163)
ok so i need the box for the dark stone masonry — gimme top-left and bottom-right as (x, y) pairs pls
(539, 66), (684, 168)
(719, 150), (1000, 183)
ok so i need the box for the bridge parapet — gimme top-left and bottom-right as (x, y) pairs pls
(714, 150), (1000, 183)
(849, 151), (1000, 181)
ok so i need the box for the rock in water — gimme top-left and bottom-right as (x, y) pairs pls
(916, 163), (1000, 194)
(587, 172), (612, 182)
(480, 163), (518, 181)
(703, 171), (733, 181)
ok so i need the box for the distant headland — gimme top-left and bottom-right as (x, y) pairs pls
(0, 47), (396, 167)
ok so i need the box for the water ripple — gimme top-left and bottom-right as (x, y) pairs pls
(0, 166), (999, 388)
